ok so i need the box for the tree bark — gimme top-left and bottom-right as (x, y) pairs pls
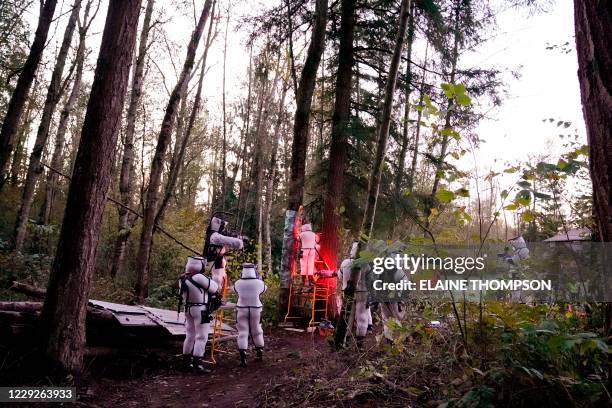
(255, 57), (280, 268)
(40, 1), (92, 226)
(573, 0), (612, 346)
(279, 0), (328, 314)
(335, 0), (412, 347)
(9, 89), (37, 185)
(574, 0), (612, 242)
(425, 1), (460, 231)
(221, 11), (229, 211)
(39, 0), (142, 374)
(264, 82), (289, 276)
(235, 46), (253, 223)
(156, 0), (217, 224)
(108, 0), (155, 279)
(13, 0), (82, 252)
(392, 1), (415, 234)
(407, 44), (428, 191)
(134, 0), (213, 302)
(0, 0), (58, 188)
(319, 0), (356, 271)
(360, 0), (411, 240)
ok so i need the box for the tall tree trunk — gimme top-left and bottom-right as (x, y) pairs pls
(108, 0), (155, 279)
(39, 0), (142, 374)
(391, 1), (415, 234)
(335, 0), (412, 347)
(235, 46), (253, 221)
(10, 89), (38, 185)
(428, 0), (460, 208)
(360, 0), (411, 240)
(134, 0), (213, 302)
(0, 0), (58, 188)
(407, 44), (428, 191)
(278, 0), (328, 317)
(156, 0), (216, 224)
(253, 67), (276, 267)
(320, 0), (356, 271)
(13, 0), (82, 252)
(40, 0), (92, 226)
(573, 0), (612, 344)
(221, 11), (229, 211)
(265, 82), (289, 276)
(574, 1), (612, 241)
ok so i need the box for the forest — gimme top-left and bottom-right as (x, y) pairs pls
(0, 0), (610, 406)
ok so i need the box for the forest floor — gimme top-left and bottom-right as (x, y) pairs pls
(84, 329), (351, 408)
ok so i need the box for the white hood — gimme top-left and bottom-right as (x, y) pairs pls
(240, 263), (258, 279)
(210, 216), (226, 232)
(185, 256), (205, 274)
(509, 236), (527, 249)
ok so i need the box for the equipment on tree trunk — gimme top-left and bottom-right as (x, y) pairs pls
(283, 218), (336, 333)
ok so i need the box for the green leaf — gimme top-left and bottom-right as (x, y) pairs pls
(436, 189), (455, 203)
(504, 204), (518, 211)
(441, 82), (454, 98)
(456, 93), (471, 106)
(454, 83), (466, 94)
(504, 167), (518, 174)
(500, 190), (509, 199)
(516, 190), (531, 206)
(455, 188), (470, 197)
(575, 145), (589, 156)
(517, 181), (531, 189)
(521, 210), (534, 222)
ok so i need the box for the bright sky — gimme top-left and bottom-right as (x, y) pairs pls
(464, 1), (585, 170)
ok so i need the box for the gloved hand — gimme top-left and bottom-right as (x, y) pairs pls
(208, 292), (223, 313)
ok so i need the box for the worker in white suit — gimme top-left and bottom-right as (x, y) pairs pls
(179, 256), (220, 373)
(508, 235), (530, 264)
(203, 216), (244, 292)
(234, 263), (267, 367)
(338, 242), (372, 349)
(299, 223), (318, 285)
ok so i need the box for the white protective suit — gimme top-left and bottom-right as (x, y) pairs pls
(509, 235), (530, 264)
(206, 216), (244, 290)
(338, 243), (371, 339)
(180, 256), (220, 358)
(234, 264), (267, 351)
(299, 224), (318, 277)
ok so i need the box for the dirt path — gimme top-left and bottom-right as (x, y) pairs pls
(87, 330), (330, 408)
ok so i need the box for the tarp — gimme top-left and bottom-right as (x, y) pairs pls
(89, 300), (236, 337)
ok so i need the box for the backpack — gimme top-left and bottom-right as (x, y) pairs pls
(177, 271), (222, 316)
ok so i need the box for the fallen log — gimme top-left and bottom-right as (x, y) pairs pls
(0, 300), (115, 322)
(10, 281), (46, 299)
(0, 301), (42, 313)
